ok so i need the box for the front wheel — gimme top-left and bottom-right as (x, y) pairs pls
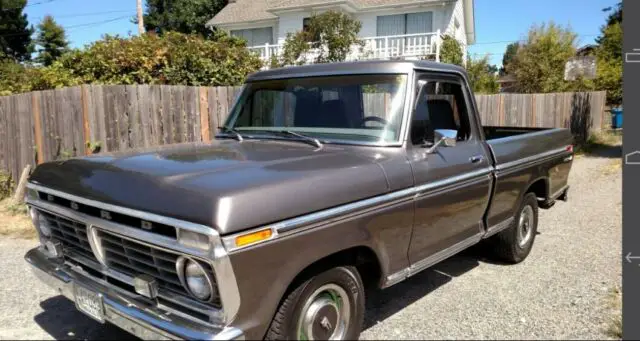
(265, 266), (365, 340)
(490, 192), (539, 263)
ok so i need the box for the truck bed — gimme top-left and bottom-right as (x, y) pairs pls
(483, 126), (553, 141)
(482, 126), (574, 228)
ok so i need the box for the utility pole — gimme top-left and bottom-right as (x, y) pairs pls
(136, 0), (145, 34)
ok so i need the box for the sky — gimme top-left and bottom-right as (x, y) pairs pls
(22, 0), (618, 68)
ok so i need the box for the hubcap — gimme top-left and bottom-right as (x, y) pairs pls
(297, 284), (351, 340)
(517, 205), (534, 247)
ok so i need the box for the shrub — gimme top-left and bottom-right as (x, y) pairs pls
(277, 10), (363, 66)
(52, 31), (262, 86)
(0, 170), (12, 200)
(439, 35), (464, 66)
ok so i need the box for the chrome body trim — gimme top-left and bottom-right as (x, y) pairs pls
(494, 147), (570, 173)
(27, 183), (215, 236)
(483, 217), (514, 239)
(25, 247), (245, 340)
(382, 233), (483, 288)
(550, 185), (570, 201)
(26, 183), (241, 325)
(223, 167), (493, 252)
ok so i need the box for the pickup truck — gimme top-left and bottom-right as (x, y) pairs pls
(24, 60), (573, 340)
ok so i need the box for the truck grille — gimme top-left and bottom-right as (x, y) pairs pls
(41, 211), (95, 260)
(35, 208), (222, 321)
(99, 230), (219, 304)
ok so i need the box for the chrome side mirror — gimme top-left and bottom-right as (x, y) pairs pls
(427, 129), (457, 153)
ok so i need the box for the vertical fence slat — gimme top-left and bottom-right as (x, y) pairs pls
(32, 92), (44, 164)
(199, 87), (210, 142)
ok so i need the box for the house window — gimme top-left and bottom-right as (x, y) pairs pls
(376, 12), (433, 36)
(303, 17), (312, 32)
(230, 27), (273, 46)
(302, 17), (321, 42)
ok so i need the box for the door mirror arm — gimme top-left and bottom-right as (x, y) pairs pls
(425, 129), (457, 153)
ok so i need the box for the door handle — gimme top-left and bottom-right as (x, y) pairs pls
(470, 155), (484, 163)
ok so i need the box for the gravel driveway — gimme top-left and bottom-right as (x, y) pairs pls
(0, 147), (622, 340)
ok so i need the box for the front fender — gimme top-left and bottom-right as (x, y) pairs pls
(225, 198), (414, 339)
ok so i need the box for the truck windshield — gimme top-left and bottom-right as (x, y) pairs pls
(225, 74), (408, 144)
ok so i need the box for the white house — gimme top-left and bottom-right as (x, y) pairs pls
(206, 0), (475, 66)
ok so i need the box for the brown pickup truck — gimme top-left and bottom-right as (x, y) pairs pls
(24, 60), (573, 340)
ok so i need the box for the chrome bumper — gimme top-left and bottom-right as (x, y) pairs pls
(25, 247), (244, 340)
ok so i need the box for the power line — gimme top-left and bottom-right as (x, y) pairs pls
(473, 34), (599, 45)
(1, 0), (64, 11)
(32, 10), (134, 20)
(0, 15), (132, 38)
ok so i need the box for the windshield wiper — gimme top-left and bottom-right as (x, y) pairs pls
(276, 130), (323, 148)
(218, 126), (244, 142)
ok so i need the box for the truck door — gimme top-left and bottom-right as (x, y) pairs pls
(406, 72), (493, 267)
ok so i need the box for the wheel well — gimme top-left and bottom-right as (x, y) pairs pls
(285, 246), (382, 296)
(527, 178), (548, 201)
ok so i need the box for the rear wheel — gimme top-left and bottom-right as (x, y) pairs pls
(490, 192), (539, 263)
(265, 266), (365, 340)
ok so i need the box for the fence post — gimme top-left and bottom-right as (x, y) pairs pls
(435, 29), (441, 62)
(81, 85), (92, 155)
(31, 92), (44, 164)
(384, 36), (389, 59)
(199, 87), (210, 142)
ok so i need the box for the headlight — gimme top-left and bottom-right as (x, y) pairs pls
(179, 258), (214, 302)
(29, 208), (51, 237)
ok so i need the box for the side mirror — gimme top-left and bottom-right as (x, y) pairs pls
(427, 129), (457, 153)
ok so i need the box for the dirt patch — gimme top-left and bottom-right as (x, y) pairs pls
(0, 199), (36, 240)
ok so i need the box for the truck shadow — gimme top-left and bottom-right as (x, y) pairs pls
(363, 247), (482, 331)
(33, 296), (139, 340)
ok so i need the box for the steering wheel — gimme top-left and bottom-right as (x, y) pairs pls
(361, 116), (389, 127)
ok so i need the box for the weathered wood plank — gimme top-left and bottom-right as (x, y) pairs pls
(32, 92), (44, 164)
(161, 86), (173, 145)
(126, 85), (141, 149)
(199, 87), (210, 141)
(137, 85), (152, 147)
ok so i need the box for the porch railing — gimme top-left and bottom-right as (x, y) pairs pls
(248, 30), (442, 69)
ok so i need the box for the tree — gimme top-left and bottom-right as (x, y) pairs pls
(499, 42), (519, 75)
(277, 10), (363, 66)
(507, 22), (577, 93)
(466, 54), (499, 94)
(594, 2), (622, 105)
(142, 0), (228, 36)
(439, 35), (463, 66)
(35, 16), (69, 66)
(0, 0), (34, 61)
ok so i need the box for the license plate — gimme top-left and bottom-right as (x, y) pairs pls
(74, 284), (105, 323)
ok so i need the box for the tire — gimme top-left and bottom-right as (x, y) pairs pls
(490, 192), (539, 264)
(265, 266), (365, 340)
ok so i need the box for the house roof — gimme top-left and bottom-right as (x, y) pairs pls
(208, 0), (476, 44)
(208, 0), (451, 26)
(207, 0), (277, 26)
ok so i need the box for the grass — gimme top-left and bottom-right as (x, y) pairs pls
(605, 285), (622, 339)
(602, 158), (622, 176)
(0, 198), (36, 239)
(575, 130), (623, 156)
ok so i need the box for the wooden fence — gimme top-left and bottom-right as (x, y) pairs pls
(0, 86), (607, 182)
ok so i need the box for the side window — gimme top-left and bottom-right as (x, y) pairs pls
(410, 78), (472, 145)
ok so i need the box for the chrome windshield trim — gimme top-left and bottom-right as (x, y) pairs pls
(26, 183), (242, 325)
(214, 133), (404, 148)
(222, 167), (492, 252)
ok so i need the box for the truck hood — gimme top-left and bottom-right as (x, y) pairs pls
(29, 140), (391, 234)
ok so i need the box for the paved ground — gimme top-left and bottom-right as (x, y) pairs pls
(0, 146), (622, 340)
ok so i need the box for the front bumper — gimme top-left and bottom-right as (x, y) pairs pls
(25, 247), (244, 340)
